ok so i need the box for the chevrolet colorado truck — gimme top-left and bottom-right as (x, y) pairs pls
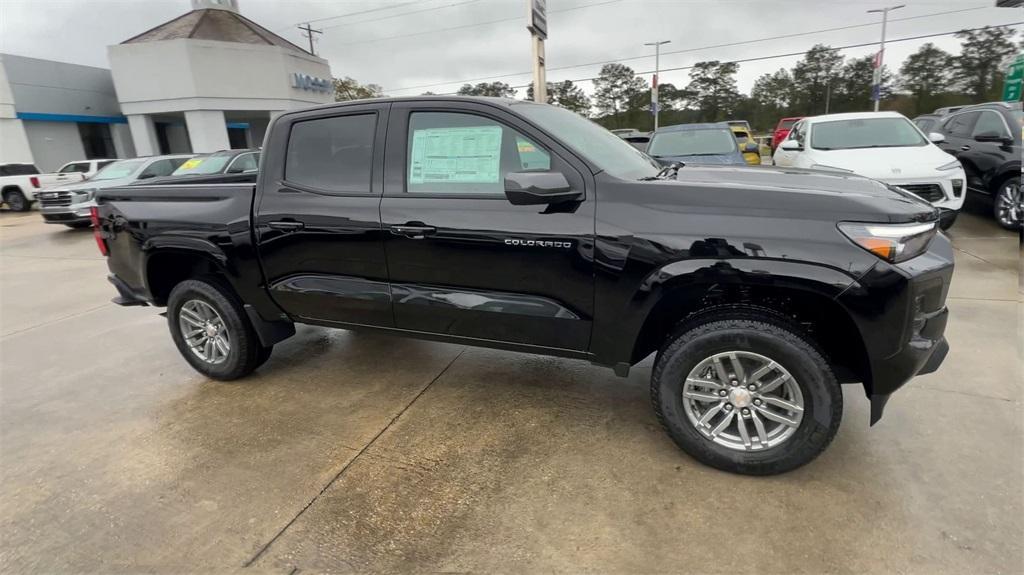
(94, 97), (953, 475)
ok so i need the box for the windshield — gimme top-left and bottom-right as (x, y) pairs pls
(811, 117), (926, 150)
(513, 103), (659, 180)
(173, 154), (233, 176)
(648, 128), (737, 157)
(91, 159), (145, 181)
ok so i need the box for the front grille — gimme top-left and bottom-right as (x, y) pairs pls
(39, 191), (72, 207)
(897, 183), (945, 203)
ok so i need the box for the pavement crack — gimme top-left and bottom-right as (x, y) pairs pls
(242, 347), (467, 569)
(0, 302), (110, 339)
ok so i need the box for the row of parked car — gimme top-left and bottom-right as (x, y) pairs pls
(613, 101), (1022, 230)
(0, 149), (260, 227)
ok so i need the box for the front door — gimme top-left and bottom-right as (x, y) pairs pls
(255, 102), (394, 326)
(379, 102), (595, 352)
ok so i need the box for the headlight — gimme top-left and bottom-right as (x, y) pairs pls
(838, 221), (937, 263)
(810, 164), (854, 173)
(936, 160), (961, 171)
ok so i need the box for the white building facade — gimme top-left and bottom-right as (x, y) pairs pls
(109, 0), (333, 156)
(0, 54), (134, 171)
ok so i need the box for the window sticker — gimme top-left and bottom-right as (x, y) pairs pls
(178, 158), (204, 171)
(409, 126), (502, 184)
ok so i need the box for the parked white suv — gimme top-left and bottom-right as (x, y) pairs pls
(0, 163), (78, 212)
(772, 111), (966, 229)
(56, 159), (117, 180)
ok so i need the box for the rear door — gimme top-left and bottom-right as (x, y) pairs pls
(378, 101), (595, 352)
(254, 102), (393, 326)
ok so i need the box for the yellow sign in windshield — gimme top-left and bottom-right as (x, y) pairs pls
(178, 158), (204, 171)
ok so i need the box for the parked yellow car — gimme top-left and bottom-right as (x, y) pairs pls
(730, 126), (761, 166)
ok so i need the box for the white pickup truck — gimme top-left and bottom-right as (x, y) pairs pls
(0, 163), (85, 211)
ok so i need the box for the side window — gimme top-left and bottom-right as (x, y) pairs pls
(943, 112), (979, 138)
(285, 113), (375, 193)
(789, 122), (805, 145)
(140, 160), (174, 178)
(60, 163), (88, 173)
(971, 111), (1009, 138)
(407, 112), (550, 195)
(227, 153), (258, 173)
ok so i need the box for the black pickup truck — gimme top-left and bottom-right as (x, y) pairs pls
(95, 97), (953, 475)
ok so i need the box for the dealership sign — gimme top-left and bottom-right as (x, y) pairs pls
(291, 73), (331, 94)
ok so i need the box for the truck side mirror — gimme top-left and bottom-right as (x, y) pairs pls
(928, 132), (945, 143)
(504, 171), (581, 205)
(780, 140), (802, 151)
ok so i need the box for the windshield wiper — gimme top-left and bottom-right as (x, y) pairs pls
(639, 161), (685, 181)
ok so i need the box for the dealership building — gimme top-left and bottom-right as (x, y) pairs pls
(0, 0), (332, 171)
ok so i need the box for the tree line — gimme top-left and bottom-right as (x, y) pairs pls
(335, 26), (1020, 133)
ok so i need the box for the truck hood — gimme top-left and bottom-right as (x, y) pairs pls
(647, 164), (938, 224)
(808, 145), (953, 181)
(652, 153), (747, 166)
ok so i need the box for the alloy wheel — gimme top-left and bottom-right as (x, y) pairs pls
(178, 299), (231, 365)
(682, 351), (804, 451)
(996, 180), (1022, 228)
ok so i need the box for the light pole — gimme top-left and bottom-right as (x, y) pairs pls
(867, 4), (904, 111)
(645, 40), (671, 131)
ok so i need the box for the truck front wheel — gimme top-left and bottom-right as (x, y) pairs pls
(651, 315), (842, 475)
(167, 278), (268, 380)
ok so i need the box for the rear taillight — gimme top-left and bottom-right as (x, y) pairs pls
(90, 206), (108, 256)
(29, 176), (40, 188)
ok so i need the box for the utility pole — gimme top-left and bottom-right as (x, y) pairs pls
(644, 40), (671, 131)
(867, 4), (904, 111)
(527, 0), (548, 103)
(297, 23), (322, 56)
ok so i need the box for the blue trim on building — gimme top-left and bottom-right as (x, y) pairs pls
(16, 112), (128, 124)
(226, 122), (250, 129)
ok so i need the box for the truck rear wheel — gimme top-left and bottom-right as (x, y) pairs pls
(3, 189), (30, 212)
(651, 315), (842, 475)
(167, 278), (264, 380)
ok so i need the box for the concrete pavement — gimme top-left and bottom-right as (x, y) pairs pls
(1, 203), (1020, 574)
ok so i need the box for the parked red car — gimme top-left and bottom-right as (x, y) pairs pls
(771, 117), (804, 152)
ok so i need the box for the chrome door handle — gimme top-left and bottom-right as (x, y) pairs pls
(267, 220), (304, 231)
(960, 145), (971, 151)
(390, 224), (436, 239)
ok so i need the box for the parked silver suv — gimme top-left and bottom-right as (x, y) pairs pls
(38, 154), (192, 227)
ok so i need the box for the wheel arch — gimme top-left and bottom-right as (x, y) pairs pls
(143, 242), (237, 307)
(627, 261), (872, 390)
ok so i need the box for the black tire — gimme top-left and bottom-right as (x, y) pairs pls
(993, 175), (1021, 230)
(651, 314), (842, 475)
(65, 221), (92, 229)
(167, 278), (263, 380)
(939, 212), (957, 231)
(3, 189), (30, 212)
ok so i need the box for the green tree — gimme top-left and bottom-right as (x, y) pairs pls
(592, 63), (647, 116)
(899, 43), (955, 115)
(684, 61), (740, 122)
(457, 82), (516, 97)
(751, 69), (795, 111)
(526, 80), (592, 115)
(791, 44), (843, 115)
(333, 77), (384, 101)
(832, 55), (892, 113)
(953, 26), (1016, 100)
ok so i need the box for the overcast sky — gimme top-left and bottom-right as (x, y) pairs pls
(1, 0), (1020, 98)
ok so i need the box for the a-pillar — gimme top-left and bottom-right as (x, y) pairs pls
(127, 114), (160, 157)
(185, 110), (230, 153)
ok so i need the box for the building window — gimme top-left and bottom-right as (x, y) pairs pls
(78, 123), (116, 159)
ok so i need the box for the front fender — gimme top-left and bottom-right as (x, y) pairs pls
(590, 258), (861, 366)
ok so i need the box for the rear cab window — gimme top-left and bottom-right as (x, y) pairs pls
(285, 114), (376, 193)
(405, 111), (550, 195)
(1, 164), (40, 177)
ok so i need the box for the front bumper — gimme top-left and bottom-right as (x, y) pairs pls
(883, 170), (967, 211)
(838, 232), (954, 423)
(40, 204), (92, 224)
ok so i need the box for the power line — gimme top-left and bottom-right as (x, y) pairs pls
(297, 23), (322, 56)
(322, 0), (484, 31)
(335, 0), (623, 45)
(277, 1), (426, 31)
(429, 23), (1023, 95)
(385, 5), (992, 92)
